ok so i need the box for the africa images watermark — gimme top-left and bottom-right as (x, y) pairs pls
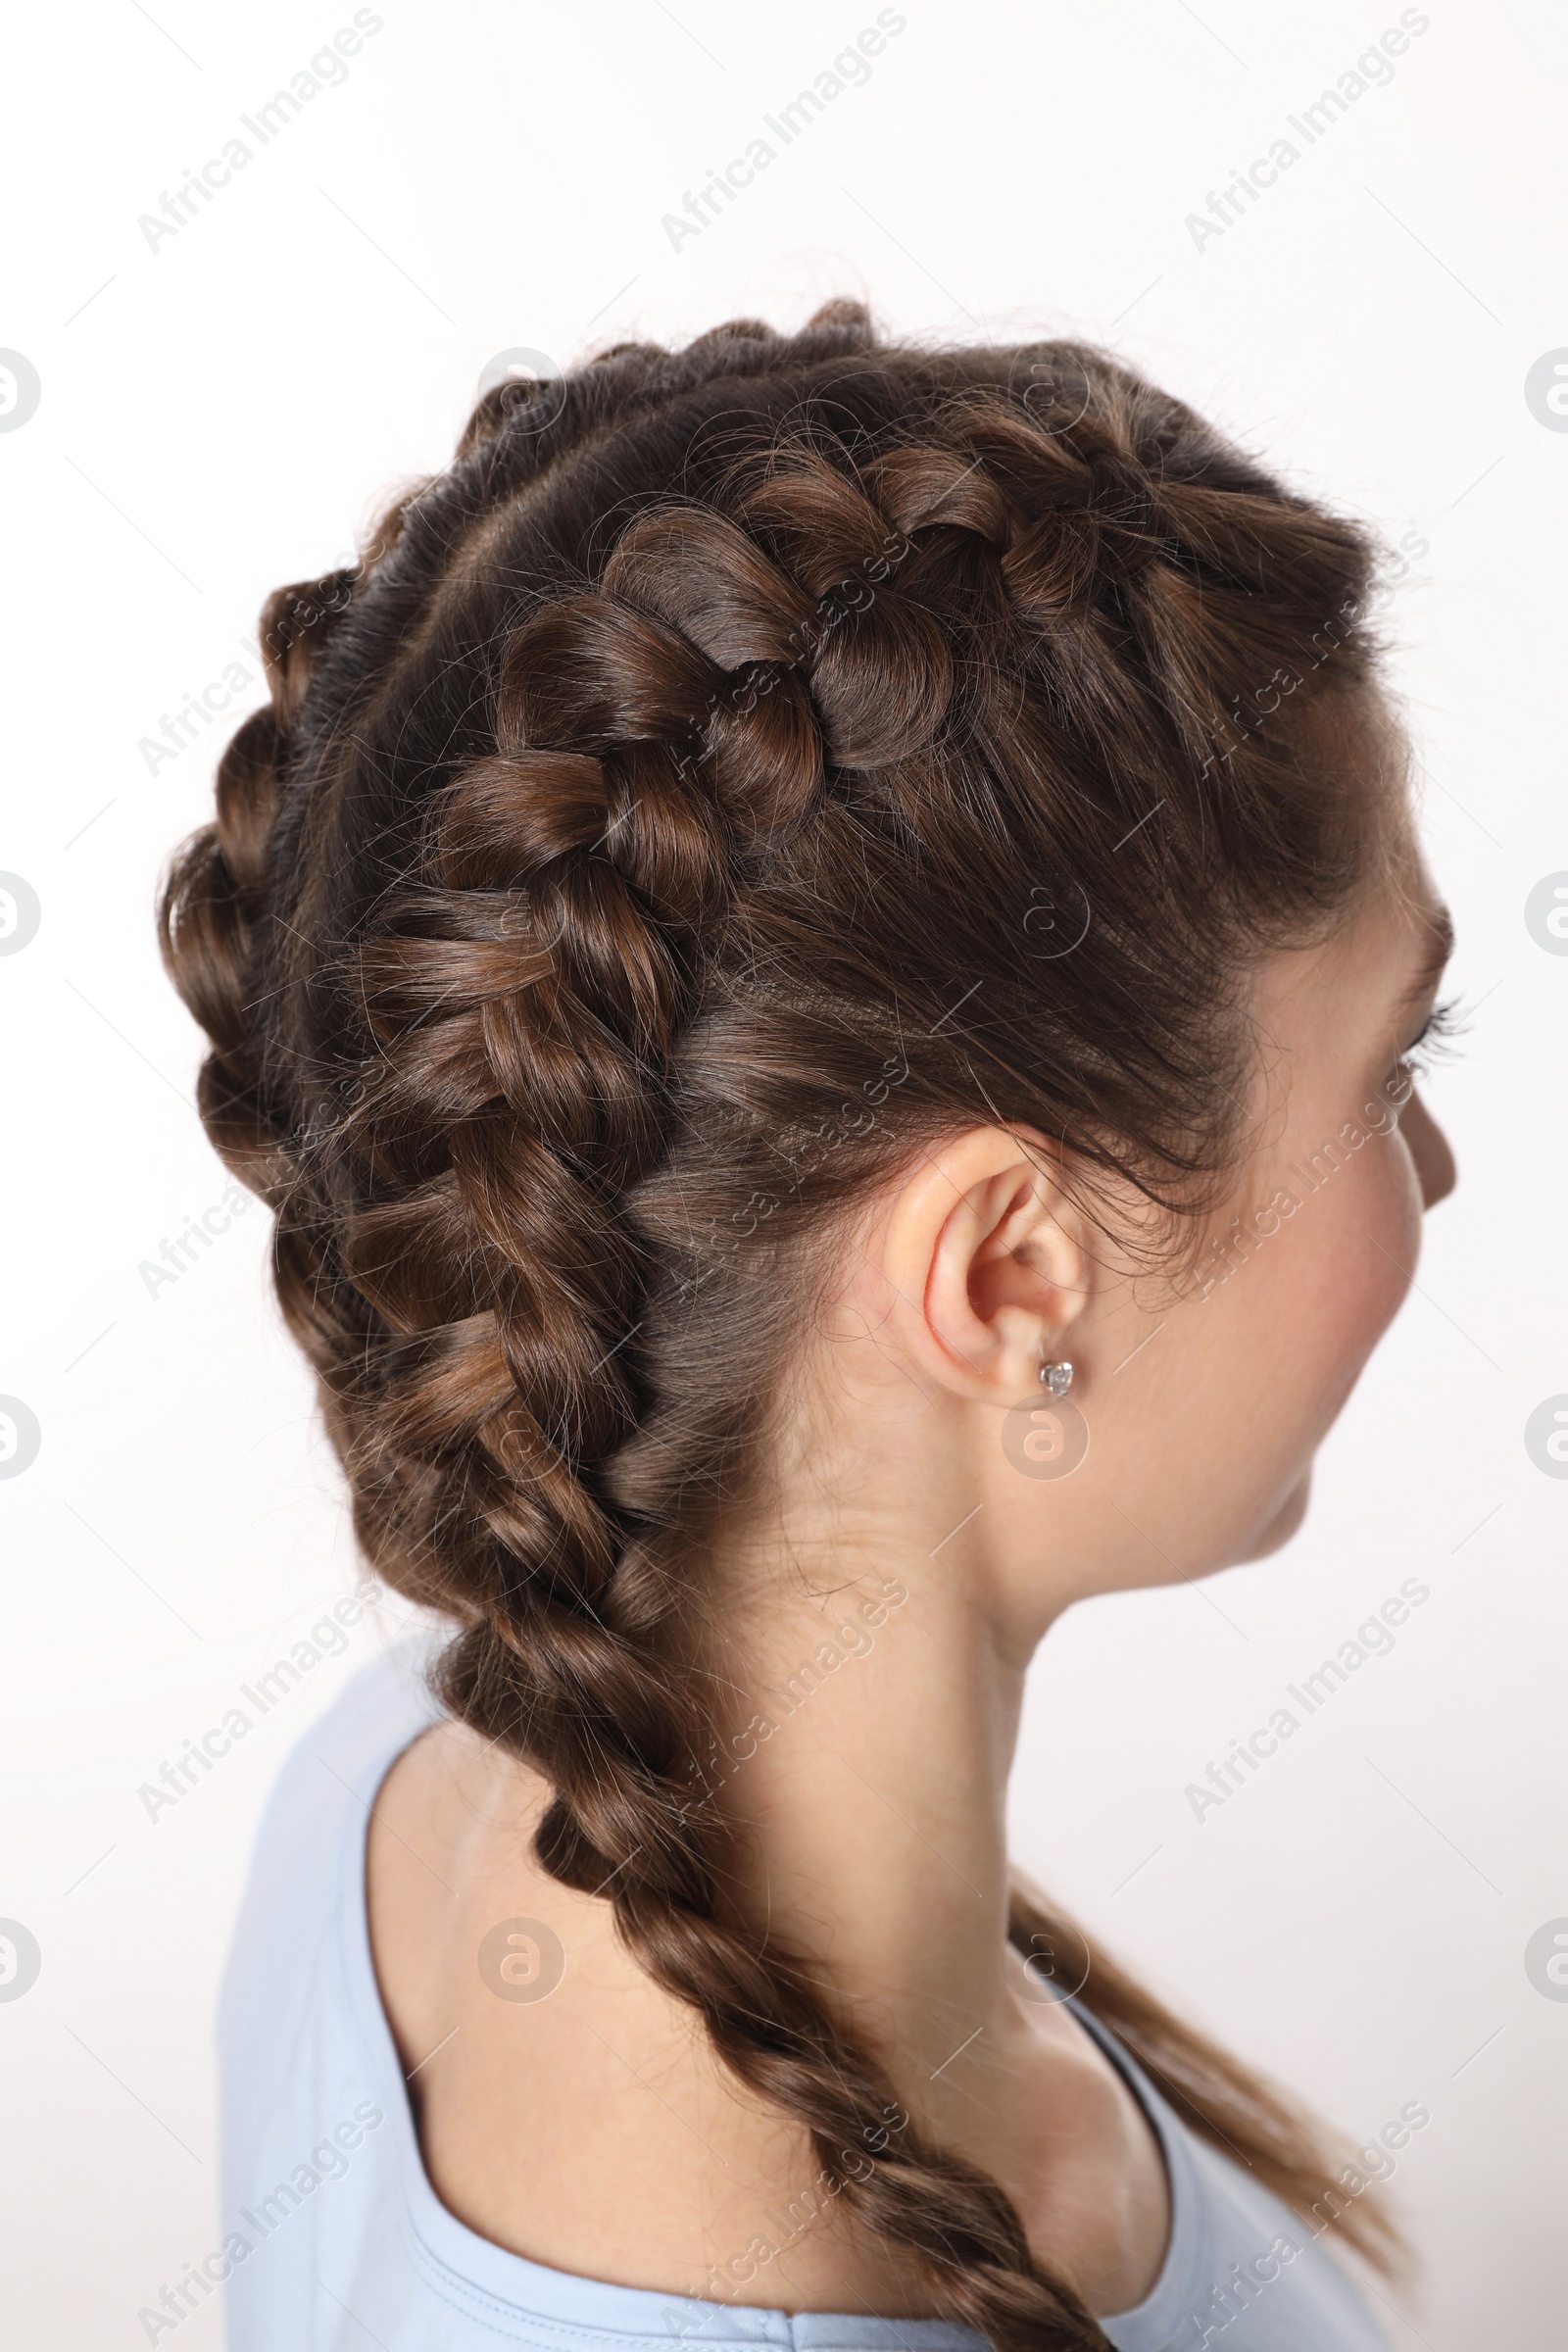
(669, 1042), (914, 1318)
(658, 2083), (1428, 2341)
(1183, 1574), (1432, 1825)
(662, 9), (907, 253)
(684, 1573), (911, 1816)
(135, 9), (385, 254)
(1196, 593), (1365, 784)
(1185, 9), (1433, 254)
(137, 1179), (253, 1299)
(135, 1579), (380, 1824)
(137, 646), (261, 779)
(661, 2101), (910, 2326)
(135, 2102), (385, 2343)
(668, 518), (918, 786)
(1182, 1061), (1417, 1308)
(1180, 2096), (1431, 2346)
(137, 565), (356, 774)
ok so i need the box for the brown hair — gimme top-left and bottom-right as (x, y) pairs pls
(161, 303), (1403, 2344)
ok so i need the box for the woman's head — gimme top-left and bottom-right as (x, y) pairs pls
(160, 302), (1444, 2341)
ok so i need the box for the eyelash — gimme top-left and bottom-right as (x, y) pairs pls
(1398, 996), (1466, 1078)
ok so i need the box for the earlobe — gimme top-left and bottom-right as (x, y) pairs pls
(880, 1129), (1091, 1403)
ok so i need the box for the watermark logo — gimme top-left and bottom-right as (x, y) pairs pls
(1022, 362), (1093, 434)
(1524, 351), (1568, 433)
(1524, 871), (1568, 953)
(1001, 1394), (1089, 1481)
(1016, 1923), (1091, 2005)
(477, 347), (566, 428)
(1524, 1917), (1568, 2000)
(1021, 877), (1091, 958)
(0, 1396), (41, 1479)
(0, 351), (41, 433)
(0, 1920), (41, 2002)
(477, 1916), (566, 2002)
(0, 873), (41, 955)
(1524, 1395), (1568, 1478)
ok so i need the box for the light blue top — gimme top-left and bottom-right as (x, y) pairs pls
(217, 1644), (1390, 2352)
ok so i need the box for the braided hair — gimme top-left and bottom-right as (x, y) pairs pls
(161, 303), (1403, 2345)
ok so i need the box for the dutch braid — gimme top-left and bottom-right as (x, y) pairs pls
(160, 302), (1399, 2346)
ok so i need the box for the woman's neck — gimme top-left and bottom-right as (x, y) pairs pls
(698, 1505), (1030, 2135)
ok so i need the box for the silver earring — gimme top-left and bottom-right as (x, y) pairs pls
(1040, 1360), (1074, 1397)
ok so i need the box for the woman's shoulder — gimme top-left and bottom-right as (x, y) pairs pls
(219, 1631), (444, 2049)
(365, 1701), (559, 2078)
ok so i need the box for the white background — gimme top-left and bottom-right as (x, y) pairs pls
(2, 2), (1564, 2345)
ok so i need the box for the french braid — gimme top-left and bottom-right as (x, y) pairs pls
(160, 303), (1401, 2344)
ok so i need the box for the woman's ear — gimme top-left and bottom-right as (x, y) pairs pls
(879, 1129), (1091, 1402)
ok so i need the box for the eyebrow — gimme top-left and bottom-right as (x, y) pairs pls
(1396, 904), (1455, 1013)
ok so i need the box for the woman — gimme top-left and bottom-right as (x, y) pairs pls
(161, 302), (1456, 2350)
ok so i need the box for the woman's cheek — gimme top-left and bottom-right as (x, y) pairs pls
(1334, 1130), (1423, 1358)
(1243, 1134), (1412, 1419)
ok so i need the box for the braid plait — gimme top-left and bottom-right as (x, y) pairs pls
(161, 303), (1396, 2342)
(158, 566), (359, 1208)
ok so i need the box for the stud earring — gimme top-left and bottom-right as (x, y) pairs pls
(1040, 1360), (1074, 1397)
